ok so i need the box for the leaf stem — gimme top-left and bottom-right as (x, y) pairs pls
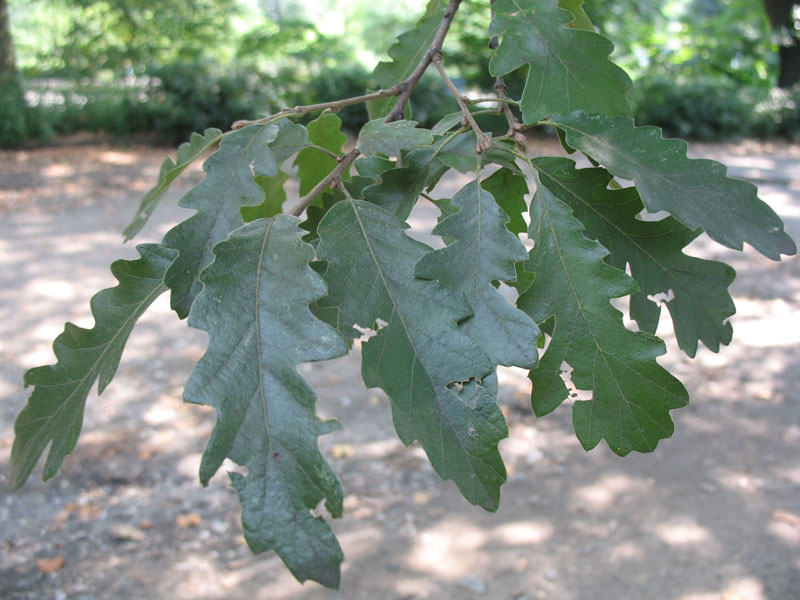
(308, 144), (344, 160)
(384, 0), (463, 123)
(289, 149), (360, 217)
(432, 56), (491, 153)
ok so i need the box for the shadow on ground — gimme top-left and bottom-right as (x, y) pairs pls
(0, 140), (798, 600)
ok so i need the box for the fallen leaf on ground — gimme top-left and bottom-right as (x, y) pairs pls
(176, 513), (202, 528)
(331, 444), (354, 459)
(36, 556), (65, 574)
(412, 491), (431, 505)
(111, 524), (147, 541)
(772, 510), (800, 527)
(78, 502), (104, 521)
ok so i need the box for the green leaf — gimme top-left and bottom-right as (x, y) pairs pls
(551, 111), (798, 260)
(362, 147), (433, 219)
(355, 155), (395, 179)
(481, 167), (529, 237)
(532, 157), (736, 356)
(369, 8), (444, 118)
(488, 0), (632, 123)
(185, 216), (347, 588)
(294, 113), (347, 196)
(356, 119), (434, 157)
(300, 187), (346, 242)
(316, 199), (506, 510)
(269, 119), (312, 162)
(123, 128), (223, 241)
(162, 124), (279, 318)
(511, 261), (535, 295)
(241, 171), (290, 222)
(429, 195), (458, 218)
(557, 0), (594, 30)
(518, 179), (689, 455)
(418, 0), (442, 25)
(431, 111), (466, 136)
(343, 175), (375, 200)
(10, 244), (177, 489)
(416, 181), (540, 369)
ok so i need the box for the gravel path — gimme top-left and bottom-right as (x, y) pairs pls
(1, 139), (799, 600)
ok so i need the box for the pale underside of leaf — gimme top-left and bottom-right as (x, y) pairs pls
(185, 216), (347, 588)
(362, 148), (433, 219)
(161, 123), (279, 318)
(518, 180), (688, 455)
(551, 111), (797, 260)
(11, 244), (177, 489)
(316, 199), (507, 510)
(356, 119), (434, 157)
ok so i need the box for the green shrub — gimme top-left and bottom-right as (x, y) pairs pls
(632, 76), (751, 140)
(146, 61), (276, 144)
(751, 86), (800, 140)
(0, 74), (54, 147)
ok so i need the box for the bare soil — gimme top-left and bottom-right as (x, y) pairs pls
(0, 139), (799, 600)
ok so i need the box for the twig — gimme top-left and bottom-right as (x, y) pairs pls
(308, 144), (343, 160)
(432, 56), (491, 152)
(384, 0), (463, 123)
(232, 88), (401, 130)
(464, 97), (519, 106)
(290, 149), (360, 217)
(493, 76), (526, 150)
(487, 0), (524, 149)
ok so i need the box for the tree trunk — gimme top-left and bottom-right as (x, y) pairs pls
(0, 0), (16, 75)
(778, 43), (800, 87)
(763, 0), (800, 87)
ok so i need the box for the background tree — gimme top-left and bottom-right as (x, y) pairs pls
(0, 0), (15, 75)
(763, 0), (800, 87)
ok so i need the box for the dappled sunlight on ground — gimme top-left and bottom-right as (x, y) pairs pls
(1, 141), (798, 599)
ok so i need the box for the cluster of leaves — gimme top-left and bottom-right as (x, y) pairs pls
(10, 0), (796, 589)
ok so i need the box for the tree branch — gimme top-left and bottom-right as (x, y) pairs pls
(289, 149), (360, 217)
(231, 88), (401, 130)
(384, 0), (463, 123)
(432, 56), (491, 152)
(487, 0), (524, 148)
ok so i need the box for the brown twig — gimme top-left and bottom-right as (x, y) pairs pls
(464, 96), (519, 106)
(384, 0), (463, 123)
(289, 149), (360, 217)
(487, 0), (524, 149)
(432, 56), (491, 152)
(494, 76), (526, 149)
(231, 88), (401, 130)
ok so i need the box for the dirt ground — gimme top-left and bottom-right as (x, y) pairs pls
(0, 138), (799, 600)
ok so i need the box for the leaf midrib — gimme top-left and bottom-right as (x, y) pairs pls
(536, 192), (650, 445)
(532, 162), (711, 317)
(15, 278), (168, 484)
(252, 219), (335, 572)
(348, 199), (497, 506)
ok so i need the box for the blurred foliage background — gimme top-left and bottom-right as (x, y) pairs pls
(3, 0), (800, 147)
